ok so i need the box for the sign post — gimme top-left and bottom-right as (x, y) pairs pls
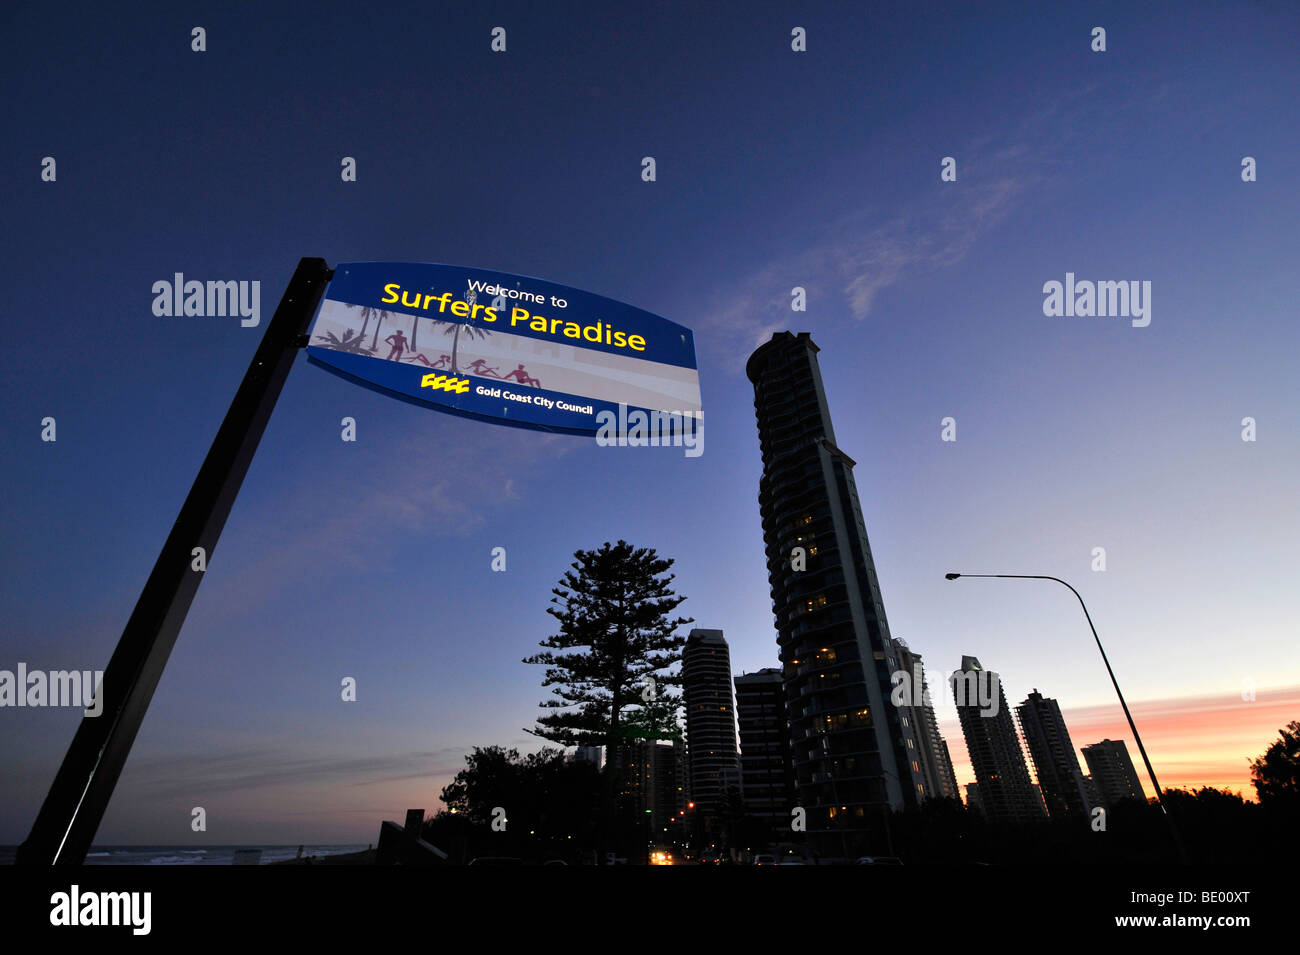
(17, 257), (333, 865)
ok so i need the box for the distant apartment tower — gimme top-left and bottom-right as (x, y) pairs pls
(734, 668), (797, 839)
(953, 656), (1045, 824)
(1082, 775), (1103, 812)
(573, 745), (604, 771)
(892, 639), (961, 802)
(682, 629), (741, 827)
(1015, 689), (1091, 819)
(613, 739), (688, 834)
(747, 332), (927, 853)
(1082, 738), (1146, 807)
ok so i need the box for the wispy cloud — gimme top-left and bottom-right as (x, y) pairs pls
(121, 746), (471, 799)
(198, 424), (578, 621)
(692, 84), (1145, 371)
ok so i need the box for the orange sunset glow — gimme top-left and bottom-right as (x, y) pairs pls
(941, 685), (1300, 801)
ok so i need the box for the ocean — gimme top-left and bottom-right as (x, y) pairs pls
(0, 845), (370, 865)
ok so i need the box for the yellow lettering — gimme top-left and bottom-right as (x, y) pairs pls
(382, 283), (401, 304)
(421, 293), (437, 310)
(471, 303), (486, 320)
(482, 307), (498, 322)
(451, 300), (469, 317)
(530, 317), (547, 332)
(563, 323), (581, 339)
(613, 330), (627, 347)
(510, 307), (530, 327)
(550, 317), (563, 335)
(629, 334), (645, 351)
(400, 290), (422, 308)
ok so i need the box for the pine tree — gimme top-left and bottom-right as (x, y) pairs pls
(523, 540), (692, 856)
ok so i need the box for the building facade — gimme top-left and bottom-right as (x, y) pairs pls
(735, 668), (797, 840)
(682, 629), (741, 833)
(747, 332), (927, 855)
(953, 655), (1046, 824)
(612, 739), (688, 836)
(892, 639), (961, 802)
(1081, 738), (1146, 807)
(1015, 689), (1091, 819)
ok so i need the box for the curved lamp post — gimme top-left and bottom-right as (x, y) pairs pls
(944, 572), (1188, 862)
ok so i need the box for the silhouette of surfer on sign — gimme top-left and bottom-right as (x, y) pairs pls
(407, 352), (451, 369)
(384, 329), (408, 361)
(465, 358), (501, 378)
(502, 363), (540, 387)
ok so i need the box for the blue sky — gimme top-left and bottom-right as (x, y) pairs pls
(2, 1), (1297, 843)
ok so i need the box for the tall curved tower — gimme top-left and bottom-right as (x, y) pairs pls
(746, 332), (925, 855)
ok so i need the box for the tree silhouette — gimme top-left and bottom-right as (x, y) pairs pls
(1251, 719), (1300, 809)
(523, 540), (692, 858)
(428, 746), (602, 862)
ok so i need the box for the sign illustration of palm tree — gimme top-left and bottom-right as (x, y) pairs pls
(315, 327), (368, 354)
(368, 308), (392, 352)
(343, 304), (394, 350)
(436, 313), (493, 376)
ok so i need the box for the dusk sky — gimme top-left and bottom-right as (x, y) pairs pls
(2, 1), (1297, 844)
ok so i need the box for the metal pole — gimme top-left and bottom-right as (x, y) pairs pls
(17, 257), (333, 866)
(946, 572), (1189, 861)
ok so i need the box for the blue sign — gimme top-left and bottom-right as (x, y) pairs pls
(306, 262), (702, 437)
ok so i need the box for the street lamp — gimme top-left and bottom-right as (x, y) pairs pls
(944, 572), (1188, 862)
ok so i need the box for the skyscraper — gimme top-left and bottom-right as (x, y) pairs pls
(682, 629), (740, 832)
(613, 739), (688, 836)
(573, 745), (604, 771)
(1016, 689), (1091, 819)
(1013, 686), (1086, 821)
(893, 639), (961, 802)
(953, 655), (1045, 824)
(747, 332), (927, 854)
(734, 668), (797, 840)
(1081, 738), (1147, 807)
(1082, 774), (1103, 812)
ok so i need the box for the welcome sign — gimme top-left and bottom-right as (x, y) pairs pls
(305, 262), (702, 436)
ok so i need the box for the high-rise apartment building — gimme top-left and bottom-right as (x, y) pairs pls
(893, 639), (961, 802)
(734, 668), (797, 839)
(613, 739), (687, 835)
(953, 655), (1045, 824)
(1081, 738), (1146, 807)
(1016, 689), (1091, 819)
(682, 629), (740, 830)
(747, 332), (927, 854)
